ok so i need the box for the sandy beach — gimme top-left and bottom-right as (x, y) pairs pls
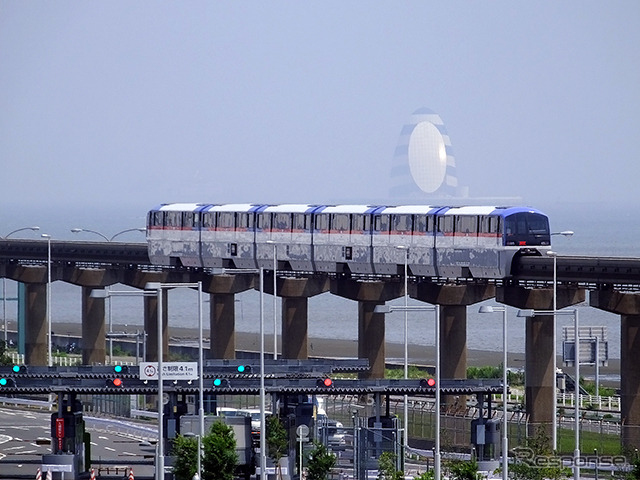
(52, 321), (620, 383)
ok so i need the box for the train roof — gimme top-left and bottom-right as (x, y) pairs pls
(260, 204), (322, 214)
(314, 205), (384, 214)
(152, 203), (211, 212)
(378, 205), (439, 215)
(204, 204), (264, 212)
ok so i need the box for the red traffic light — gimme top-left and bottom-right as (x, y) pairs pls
(317, 377), (333, 388)
(420, 378), (436, 388)
(427, 378), (435, 387)
(106, 378), (123, 387)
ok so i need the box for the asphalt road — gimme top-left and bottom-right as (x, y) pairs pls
(0, 407), (155, 479)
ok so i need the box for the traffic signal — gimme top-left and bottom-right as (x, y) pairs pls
(0, 377), (15, 387)
(236, 365), (252, 373)
(11, 365), (27, 374)
(316, 377), (333, 388)
(419, 378), (436, 388)
(113, 365), (129, 374)
(213, 378), (229, 388)
(106, 377), (123, 387)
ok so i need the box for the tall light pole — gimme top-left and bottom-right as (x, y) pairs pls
(41, 234), (53, 367)
(144, 282), (204, 480)
(518, 308), (580, 479)
(259, 267), (267, 478)
(72, 227), (146, 363)
(375, 303), (440, 479)
(266, 240), (278, 359)
(547, 229), (573, 452)
(479, 305), (509, 480)
(1, 226), (40, 344)
(397, 245), (409, 451)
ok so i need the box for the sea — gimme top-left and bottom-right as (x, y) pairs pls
(1, 200), (638, 362)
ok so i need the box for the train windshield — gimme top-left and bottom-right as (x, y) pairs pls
(503, 212), (550, 246)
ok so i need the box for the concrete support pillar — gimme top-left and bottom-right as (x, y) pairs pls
(282, 297), (308, 359)
(276, 277), (328, 360)
(81, 286), (105, 365)
(413, 283), (494, 409)
(145, 292), (169, 362)
(498, 285), (585, 444)
(204, 274), (255, 359)
(358, 300), (386, 379)
(211, 293), (236, 359)
(590, 290), (640, 450)
(24, 283), (47, 366)
(331, 279), (403, 379)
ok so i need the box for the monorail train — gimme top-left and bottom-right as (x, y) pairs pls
(146, 203), (551, 279)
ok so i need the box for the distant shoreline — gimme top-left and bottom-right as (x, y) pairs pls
(48, 321), (620, 386)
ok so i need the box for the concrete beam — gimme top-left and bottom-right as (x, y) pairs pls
(412, 282), (495, 306)
(62, 267), (118, 288)
(591, 290), (640, 450)
(81, 286), (106, 365)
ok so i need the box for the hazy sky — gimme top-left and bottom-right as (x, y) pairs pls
(1, 2), (638, 228)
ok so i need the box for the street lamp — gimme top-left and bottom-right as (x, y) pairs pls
(41, 234), (53, 367)
(397, 245), (409, 451)
(519, 308), (580, 479)
(375, 303), (440, 479)
(259, 267), (267, 479)
(145, 282), (204, 480)
(546, 229), (573, 452)
(1, 226), (40, 344)
(72, 227), (146, 363)
(266, 240), (278, 360)
(71, 227), (146, 242)
(478, 305), (509, 480)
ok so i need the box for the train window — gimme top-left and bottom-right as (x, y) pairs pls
(202, 212), (215, 228)
(437, 216), (454, 234)
(480, 216), (500, 234)
(257, 213), (271, 231)
(237, 213), (253, 230)
(166, 211), (181, 228)
(374, 215), (390, 233)
(182, 212), (197, 229)
(392, 214), (413, 233)
(218, 212), (235, 229)
(456, 216), (477, 234)
(273, 213), (291, 231)
(414, 215), (430, 234)
(151, 211), (164, 227)
(332, 214), (350, 232)
(352, 214), (364, 232)
(315, 214), (330, 231)
(293, 213), (306, 231)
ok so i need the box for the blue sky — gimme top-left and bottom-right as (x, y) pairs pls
(1, 2), (638, 224)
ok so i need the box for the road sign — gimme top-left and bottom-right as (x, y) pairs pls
(139, 362), (198, 380)
(55, 417), (64, 438)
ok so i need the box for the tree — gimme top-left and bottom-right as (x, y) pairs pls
(266, 415), (289, 480)
(446, 459), (478, 480)
(305, 441), (336, 480)
(377, 451), (404, 480)
(172, 435), (199, 480)
(202, 421), (238, 480)
(510, 427), (570, 480)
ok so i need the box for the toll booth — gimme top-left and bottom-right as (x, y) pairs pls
(48, 394), (85, 479)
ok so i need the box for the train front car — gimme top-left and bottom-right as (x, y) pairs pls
(255, 204), (320, 272)
(146, 203), (210, 267)
(500, 206), (551, 276)
(200, 204), (264, 269)
(433, 206), (551, 279)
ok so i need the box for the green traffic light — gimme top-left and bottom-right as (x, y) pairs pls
(12, 365), (20, 373)
(114, 365), (123, 373)
(213, 378), (222, 387)
(0, 378), (7, 386)
(237, 365), (246, 373)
